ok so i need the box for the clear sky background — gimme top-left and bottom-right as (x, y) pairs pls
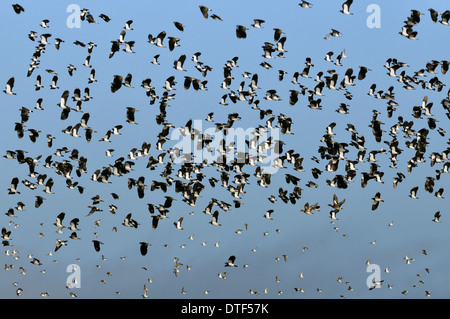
(1, 0), (450, 299)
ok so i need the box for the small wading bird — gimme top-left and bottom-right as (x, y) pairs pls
(225, 255), (238, 267)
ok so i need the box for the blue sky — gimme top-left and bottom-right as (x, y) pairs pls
(1, 0), (450, 299)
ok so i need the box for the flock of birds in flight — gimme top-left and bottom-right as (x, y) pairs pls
(2, 1), (450, 298)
